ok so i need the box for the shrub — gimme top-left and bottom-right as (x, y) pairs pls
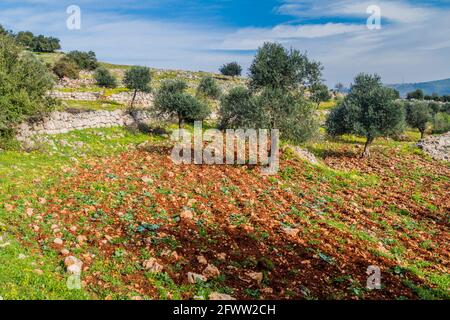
(432, 113), (450, 134)
(123, 66), (152, 108)
(326, 73), (405, 157)
(249, 42), (322, 92)
(0, 35), (55, 145)
(94, 67), (117, 88)
(219, 62), (242, 77)
(53, 56), (80, 79)
(197, 76), (221, 99)
(405, 101), (432, 139)
(154, 80), (210, 129)
(66, 51), (98, 70)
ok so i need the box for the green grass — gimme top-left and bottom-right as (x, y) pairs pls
(0, 127), (154, 300)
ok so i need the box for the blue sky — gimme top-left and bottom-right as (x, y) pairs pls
(1, 0), (450, 86)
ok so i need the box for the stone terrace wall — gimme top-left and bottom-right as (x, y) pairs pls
(50, 91), (154, 107)
(16, 109), (152, 141)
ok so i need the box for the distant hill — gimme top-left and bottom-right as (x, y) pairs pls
(387, 78), (450, 97)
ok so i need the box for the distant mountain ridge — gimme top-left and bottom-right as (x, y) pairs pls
(387, 78), (450, 97)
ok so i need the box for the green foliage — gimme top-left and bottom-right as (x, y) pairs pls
(66, 51), (98, 71)
(218, 86), (263, 129)
(154, 80), (210, 128)
(219, 62), (242, 77)
(15, 31), (34, 48)
(432, 112), (450, 134)
(249, 42), (322, 92)
(30, 35), (61, 53)
(196, 76), (221, 99)
(310, 83), (331, 105)
(123, 66), (152, 108)
(123, 66), (152, 93)
(255, 88), (318, 144)
(326, 73), (405, 157)
(405, 101), (432, 139)
(53, 56), (80, 79)
(407, 89), (424, 100)
(0, 35), (55, 144)
(94, 67), (117, 88)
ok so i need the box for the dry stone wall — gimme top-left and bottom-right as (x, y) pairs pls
(50, 91), (154, 107)
(417, 132), (450, 162)
(16, 109), (152, 141)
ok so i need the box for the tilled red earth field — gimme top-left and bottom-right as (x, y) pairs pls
(29, 144), (450, 300)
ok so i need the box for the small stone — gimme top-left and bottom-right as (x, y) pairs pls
(69, 226), (77, 232)
(217, 253), (227, 260)
(197, 255), (208, 265)
(261, 287), (273, 294)
(180, 210), (193, 220)
(131, 296), (143, 301)
(143, 258), (164, 273)
(187, 272), (207, 284)
(76, 235), (88, 244)
(64, 256), (83, 275)
(247, 271), (264, 284)
(53, 238), (63, 245)
(18, 254), (26, 260)
(33, 269), (44, 275)
(203, 264), (220, 278)
(209, 292), (236, 300)
(60, 249), (70, 256)
(141, 176), (153, 184)
(282, 227), (299, 237)
(26, 208), (34, 217)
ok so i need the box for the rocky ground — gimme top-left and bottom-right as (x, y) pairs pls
(418, 132), (450, 162)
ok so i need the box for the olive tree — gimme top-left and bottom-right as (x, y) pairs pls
(0, 35), (55, 143)
(94, 67), (117, 88)
(249, 42), (322, 92)
(405, 101), (432, 139)
(196, 76), (221, 100)
(154, 80), (210, 129)
(123, 66), (152, 109)
(219, 62), (242, 77)
(326, 73), (405, 158)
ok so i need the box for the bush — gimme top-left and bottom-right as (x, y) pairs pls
(154, 80), (210, 128)
(53, 56), (80, 79)
(94, 67), (117, 88)
(326, 73), (405, 157)
(66, 51), (98, 71)
(197, 76), (221, 99)
(405, 101), (432, 139)
(123, 66), (152, 108)
(219, 62), (242, 77)
(0, 35), (55, 145)
(432, 113), (450, 134)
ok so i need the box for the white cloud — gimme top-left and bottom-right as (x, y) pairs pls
(1, 1), (449, 86)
